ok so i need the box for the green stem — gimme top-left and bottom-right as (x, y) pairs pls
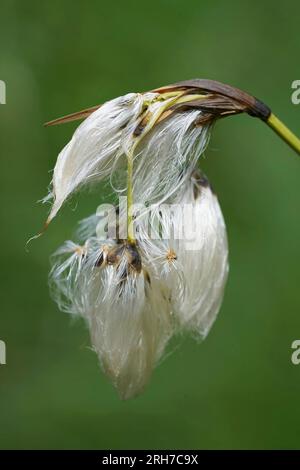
(127, 149), (135, 243)
(267, 113), (300, 156)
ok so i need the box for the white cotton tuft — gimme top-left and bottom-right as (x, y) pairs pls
(174, 172), (229, 338)
(85, 243), (173, 399)
(49, 237), (116, 316)
(133, 110), (212, 210)
(47, 87), (229, 399)
(46, 92), (158, 224)
(49, 169), (228, 398)
(136, 170), (228, 339)
(89, 265), (173, 400)
(49, 240), (88, 315)
(49, 238), (174, 400)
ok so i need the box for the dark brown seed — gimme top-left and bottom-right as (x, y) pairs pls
(94, 252), (104, 267)
(143, 269), (151, 285)
(124, 242), (142, 273)
(192, 170), (215, 197)
(106, 242), (142, 274)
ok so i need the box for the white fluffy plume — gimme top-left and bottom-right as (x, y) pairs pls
(47, 89), (229, 399)
(175, 173), (229, 338)
(49, 171), (228, 398)
(45, 92), (157, 224)
(136, 170), (228, 339)
(133, 110), (211, 208)
(50, 239), (173, 399)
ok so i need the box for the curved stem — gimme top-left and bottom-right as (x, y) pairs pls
(267, 113), (300, 156)
(125, 92), (187, 243)
(127, 148), (135, 243)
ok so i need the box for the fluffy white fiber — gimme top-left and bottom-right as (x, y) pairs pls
(48, 90), (229, 399)
(133, 109), (211, 209)
(46, 92), (157, 223)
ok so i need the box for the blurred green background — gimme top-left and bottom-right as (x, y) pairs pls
(1, 0), (300, 450)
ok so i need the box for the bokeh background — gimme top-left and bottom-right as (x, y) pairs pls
(1, 0), (300, 450)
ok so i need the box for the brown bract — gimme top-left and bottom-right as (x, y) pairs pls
(153, 79), (271, 121)
(44, 79), (271, 128)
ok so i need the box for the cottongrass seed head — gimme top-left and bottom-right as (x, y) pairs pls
(44, 79), (300, 399)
